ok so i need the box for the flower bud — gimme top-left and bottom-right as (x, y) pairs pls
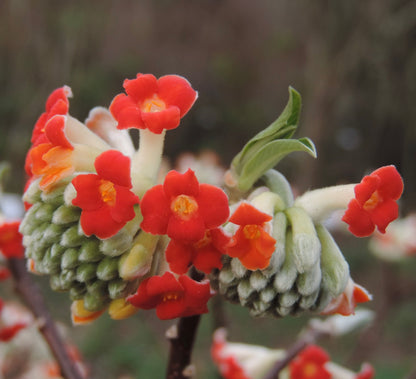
(316, 224), (349, 298)
(285, 207), (321, 273)
(61, 248), (80, 270)
(118, 232), (158, 280)
(96, 257), (119, 281)
(108, 298), (138, 320)
(71, 299), (105, 325)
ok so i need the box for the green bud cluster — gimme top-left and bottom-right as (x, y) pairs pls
(211, 170), (350, 318)
(20, 178), (142, 312)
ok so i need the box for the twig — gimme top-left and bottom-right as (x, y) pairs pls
(262, 326), (328, 379)
(8, 258), (84, 379)
(166, 268), (204, 379)
(166, 313), (201, 379)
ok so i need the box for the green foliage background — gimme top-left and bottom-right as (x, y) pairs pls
(1, 0), (415, 377)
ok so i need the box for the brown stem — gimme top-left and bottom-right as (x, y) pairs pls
(262, 327), (327, 379)
(166, 314), (201, 379)
(8, 258), (84, 379)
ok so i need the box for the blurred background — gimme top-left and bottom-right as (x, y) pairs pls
(1, 0), (415, 378)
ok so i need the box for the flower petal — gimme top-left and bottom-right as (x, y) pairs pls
(45, 85), (72, 113)
(44, 115), (73, 149)
(229, 202), (272, 226)
(110, 185), (139, 223)
(94, 150), (132, 188)
(156, 297), (187, 320)
(369, 199), (398, 234)
(197, 183), (230, 229)
(163, 169), (200, 198)
(141, 106), (181, 134)
(165, 240), (193, 274)
(179, 276), (212, 316)
(79, 207), (125, 239)
(157, 75), (198, 117)
(109, 93), (145, 130)
(342, 199), (375, 237)
(167, 215), (206, 242)
(123, 74), (158, 103)
(372, 165), (403, 200)
(140, 185), (171, 235)
(72, 174), (103, 211)
(193, 244), (223, 273)
(146, 271), (184, 297)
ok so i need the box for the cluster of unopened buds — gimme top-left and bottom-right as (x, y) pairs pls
(0, 72), (405, 378)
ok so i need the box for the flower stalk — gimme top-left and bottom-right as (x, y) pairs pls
(8, 258), (84, 379)
(132, 129), (166, 197)
(293, 184), (356, 222)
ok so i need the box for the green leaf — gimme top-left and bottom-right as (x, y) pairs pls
(231, 87), (301, 173)
(237, 137), (317, 192)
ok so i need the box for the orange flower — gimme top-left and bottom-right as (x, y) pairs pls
(342, 166), (403, 237)
(27, 115), (75, 191)
(226, 203), (276, 270)
(321, 278), (372, 316)
(30, 86), (72, 147)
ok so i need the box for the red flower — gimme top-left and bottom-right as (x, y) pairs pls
(109, 74), (197, 134)
(211, 330), (251, 379)
(31, 86), (72, 147)
(289, 345), (332, 379)
(226, 203), (276, 270)
(321, 278), (372, 316)
(342, 165), (403, 237)
(0, 221), (24, 259)
(127, 271), (212, 320)
(72, 150), (139, 239)
(25, 86), (72, 181)
(140, 169), (229, 242)
(165, 228), (230, 274)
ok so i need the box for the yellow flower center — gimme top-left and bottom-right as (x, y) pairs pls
(303, 362), (318, 377)
(142, 95), (166, 113)
(99, 180), (116, 206)
(243, 224), (261, 240)
(363, 190), (381, 211)
(162, 292), (180, 302)
(171, 195), (198, 221)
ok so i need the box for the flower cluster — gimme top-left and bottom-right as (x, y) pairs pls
(2, 68), (409, 379)
(19, 73), (403, 328)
